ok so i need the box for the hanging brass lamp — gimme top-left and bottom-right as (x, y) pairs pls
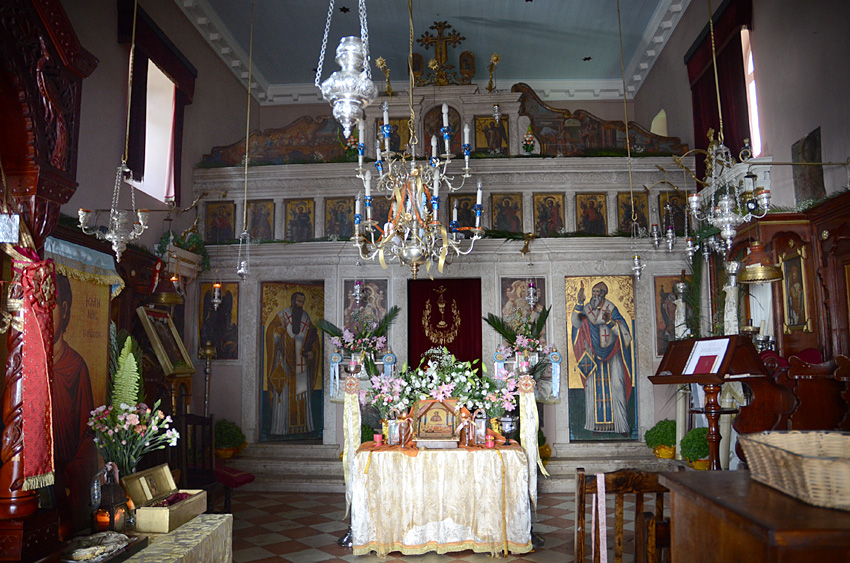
(738, 240), (783, 284)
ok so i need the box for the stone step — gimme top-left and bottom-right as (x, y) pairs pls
(229, 442), (683, 495)
(239, 443), (341, 461)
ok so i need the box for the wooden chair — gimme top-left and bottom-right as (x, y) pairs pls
(574, 467), (681, 563)
(171, 413), (219, 513)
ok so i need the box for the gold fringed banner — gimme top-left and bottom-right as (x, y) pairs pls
(44, 236), (125, 298)
(343, 375), (361, 516)
(4, 244), (56, 491)
(519, 375), (546, 510)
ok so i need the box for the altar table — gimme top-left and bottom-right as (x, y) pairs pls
(126, 514), (232, 563)
(351, 445), (533, 556)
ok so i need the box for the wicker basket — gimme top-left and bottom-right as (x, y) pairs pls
(739, 431), (850, 511)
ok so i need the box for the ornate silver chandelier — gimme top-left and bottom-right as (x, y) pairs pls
(318, 0), (483, 279)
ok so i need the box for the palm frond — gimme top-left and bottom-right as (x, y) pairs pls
(483, 313), (517, 344)
(371, 305), (400, 337)
(532, 306), (551, 339)
(317, 319), (343, 338)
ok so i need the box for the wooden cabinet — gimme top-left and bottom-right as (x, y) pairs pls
(660, 471), (850, 562)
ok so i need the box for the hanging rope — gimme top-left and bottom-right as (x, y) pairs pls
(707, 0), (724, 145)
(616, 0), (636, 223)
(242, 0), (255, 229)
(122, 0), (139, 166)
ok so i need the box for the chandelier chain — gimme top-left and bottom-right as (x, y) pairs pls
(359, 0), (371, 80)
(122, 0), (139, 165)
(407, 0), (417, 148)
(243, 0), (255, 228)
(707, 0), (724, 145)
(616, 0), (636, 222)
(315, 0), (336, 88)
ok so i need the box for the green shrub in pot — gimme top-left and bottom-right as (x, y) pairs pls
(680, 426), (710, 463)
(644, 419), (676, 450)
(215, 418), (246, 449)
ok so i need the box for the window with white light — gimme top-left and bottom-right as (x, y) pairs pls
(741, 29), (761, 156)
(140, 60), (176, 202)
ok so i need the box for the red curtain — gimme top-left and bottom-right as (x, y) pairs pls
(408, 278), (482, 366)
(685, 0), (752, 179)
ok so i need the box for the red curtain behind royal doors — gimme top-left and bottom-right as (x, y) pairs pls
(408, 279), (482, 365)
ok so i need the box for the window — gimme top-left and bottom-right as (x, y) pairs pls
(119, 0), (196, 204)
(140, 60), (176, 201)
(741, 29), (761, 156)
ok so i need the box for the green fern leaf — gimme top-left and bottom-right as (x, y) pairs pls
(112, 338), (140, 409)
(532, 306), (551, 339)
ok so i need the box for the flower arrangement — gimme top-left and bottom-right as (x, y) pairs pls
(359, 374), (405, 419)
(395, 347), (491, 413)
(482, 367), (519, 419)
(484, 305), (554, 378)
(318, 305), (400, 375)
(342, 131), (360, 159)
(522, 126), (535, 153)
(88, 337), (179, 476)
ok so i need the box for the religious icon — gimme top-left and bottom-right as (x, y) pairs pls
(260, 281), (324, 441)
(284, 199), (315, 242)
(792, 127), (826, 203)
(500, 277), (548, 343)
(491, 193), (523, 233)
(474, 115), (509, 156)
(343, 279), (388, 332)
(198, 281), (239, 359)
(413, 399), (458, 442)
(566, 275), (637, 441)
(246, 200), (274, 241)
(368, 196), (392, 238)
(532, 193), (565, 237)
(658, 190), (686, 235)
(576, 193), (607, 235)
(617, 192), (649, 233)
(779, 245), (812, 333)
(448, 194), (476, 229)
(137, 307), (194, 376)
(324, 197), (355, 238)
(423, 105), (462, 156)
(374, 118), (411, 154)
(653, 275), (690, 356)
(204, 201), (235, 243)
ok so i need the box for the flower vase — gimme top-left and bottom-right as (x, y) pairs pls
(499, 415), (518, 443)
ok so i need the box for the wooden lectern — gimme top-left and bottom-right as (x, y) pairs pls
(650, 335), (794, 470)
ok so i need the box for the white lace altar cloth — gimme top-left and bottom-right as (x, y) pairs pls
(351, 447), (532, 556)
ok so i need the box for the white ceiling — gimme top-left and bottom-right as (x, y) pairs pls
(175, 0), (692, 105)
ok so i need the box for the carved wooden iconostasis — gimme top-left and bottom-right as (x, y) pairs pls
(730, 190), (850, 360)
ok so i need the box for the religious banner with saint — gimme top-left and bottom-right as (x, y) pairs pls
(260, 281), (324, 441)
(565, 275), (637, 441)
(408, 279), (481, 365)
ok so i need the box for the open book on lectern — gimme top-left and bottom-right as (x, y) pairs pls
(649, 335), (767, 385)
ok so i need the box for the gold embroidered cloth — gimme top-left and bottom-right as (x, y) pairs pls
(126, 514), (232, 562)
(351, 448), (532, 556)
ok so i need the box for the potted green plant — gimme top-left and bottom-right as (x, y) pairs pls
(681, 426), (710, 469)
(215, 419), (247, 459)
(644, 419), (677, 459)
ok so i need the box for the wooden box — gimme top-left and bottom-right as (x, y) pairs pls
(121, 464), (206, 533)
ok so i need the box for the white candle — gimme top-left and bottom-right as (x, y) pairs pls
(463, 123), (470, 145)
(431, 135), (438, 159)
(433, 168), (440, 197)
(760, 320), (766, 334)
(442, 103), (449, 127)
(355, 193), (361, 215)
(358, 118), (365, 143)
(383, 104), (390, 127)
(364, 170), (372, 197)
(453, 201), (458, 222)
(376, 140), (382, 161)
(476, 180), (483, 205)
